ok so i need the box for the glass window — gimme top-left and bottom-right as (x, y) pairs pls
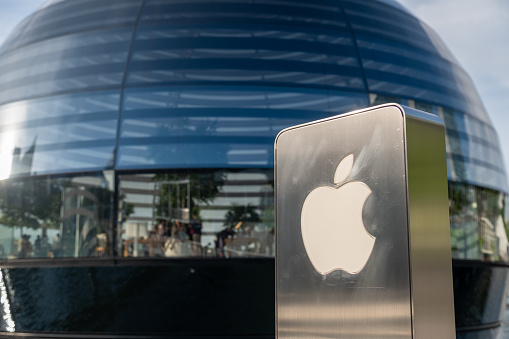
(341, 0), (459, 66)
(117, 86), (368, 169)
(414, 100), (432, 113)
(449, 182), (479, 260)
(0, 0), (142, 53)
(118, 169), (274, 259)
(369, 93), (400, 106)
(127, 23), (363, 89)
(0, 170), (506, 264)
(0, 172), (114, 259)
(0, 91), (120, 178)
(356, 32), (489, 123)
(449, 182), (508, 263)
(140, 0), (348, 29)
(370, 94), (508, 193)
(0, 29), (132, 104)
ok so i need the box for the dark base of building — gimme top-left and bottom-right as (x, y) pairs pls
(0, 258), (506, 338)
(453, 260), (508, 339)
(0, 258), (275, 337)
(0, 335), (272, 339)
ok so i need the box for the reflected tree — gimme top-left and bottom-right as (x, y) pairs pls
(260, 205), (274, 230)
(0, 178), (62, 229)
(0, 174), (114, 258)
(448, 182), (471, 217)
(0, 178), (62, 258)
(224, 204), (261, 230)
(153, 172), (224, 220)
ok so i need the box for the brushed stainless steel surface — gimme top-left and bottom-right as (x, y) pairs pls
(405, 107), (456, 338)
(275, 104), (455, 339)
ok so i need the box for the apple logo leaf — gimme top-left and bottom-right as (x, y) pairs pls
(334, 154), (353, 185)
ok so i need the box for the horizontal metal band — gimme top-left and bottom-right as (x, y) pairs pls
(0, 332), (273, 339)
(452, 259), (509, 269)
(0, 257), (275, 269)
(455, 321), (502, 333)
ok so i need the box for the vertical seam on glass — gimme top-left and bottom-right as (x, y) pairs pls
(112, 0), (147, 257)
(113, 171), (121, 258)
(335, 0), (370, 103)
(114, 0), (147, 170)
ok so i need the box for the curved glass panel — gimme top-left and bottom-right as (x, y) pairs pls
(127, 21), (364, 90)
(0, 172), (114, 259)
(117, 86), (368, 169)
(341, 0), (458, 63)
(0, 91), (120, 178)
(369, 94), (508, 193)
(0, 0), (142, 54)
(358, 34), (489, 123)
(372, 0), (412, 14)
(118, 169), (274, 258)
(140, 0), (348, 29)
(342, 0), (490, 124)
(439, 107), (506, 192)
(0, 29), (132, 105)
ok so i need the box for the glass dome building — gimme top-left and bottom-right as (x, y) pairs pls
(0, 0), (506, 338)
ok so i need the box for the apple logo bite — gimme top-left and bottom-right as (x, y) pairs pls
(301, 154), (375, 275)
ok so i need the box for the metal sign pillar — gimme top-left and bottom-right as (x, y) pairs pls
(275, 104), (455, 339)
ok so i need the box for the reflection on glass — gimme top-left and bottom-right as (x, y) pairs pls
(0, 91), (120, 177)
(0, 28), (132, 105)
(118, 86), (367, 168)
(127, 22), (362, 88)
(414, 101), (432, 113)
(0, 173), (113, 259)
(449, 182), (508, 263)
(118, 170), (274, 258)
(0, 169), (506, 264)
(138, 0), (348, 29)
(0, 0), (141, 55)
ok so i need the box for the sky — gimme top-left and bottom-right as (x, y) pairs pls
(0, 0), (507, 180)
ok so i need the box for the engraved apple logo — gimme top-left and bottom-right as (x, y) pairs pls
(301, 154), (375, 275)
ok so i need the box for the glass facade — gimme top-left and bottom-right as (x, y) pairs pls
(0, 173), (114, 259)
(0, 92), (119, 177)
(449, 182), (507, 263)
(118, 170), (274, 258)
(0, 0), (506, 337)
